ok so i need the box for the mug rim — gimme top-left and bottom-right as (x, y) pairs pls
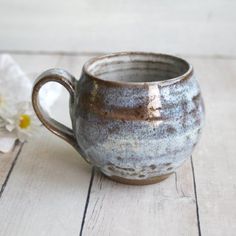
(83, 51), (193, 86)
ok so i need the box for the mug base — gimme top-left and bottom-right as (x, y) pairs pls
(104, 173), (172, 185)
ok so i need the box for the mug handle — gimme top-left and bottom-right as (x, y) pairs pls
(32, 68), (78, 149)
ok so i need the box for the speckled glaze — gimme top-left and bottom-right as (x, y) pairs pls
(32, 52), (204, 185)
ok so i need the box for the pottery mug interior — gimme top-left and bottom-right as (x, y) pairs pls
(32, 52), (204, 185)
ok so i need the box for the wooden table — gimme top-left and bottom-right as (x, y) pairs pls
(0, 53), (235, 236)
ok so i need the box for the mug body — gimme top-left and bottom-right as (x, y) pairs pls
(71, 52), (204, 185)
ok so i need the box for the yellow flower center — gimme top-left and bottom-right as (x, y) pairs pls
(19, 114), (31, 129)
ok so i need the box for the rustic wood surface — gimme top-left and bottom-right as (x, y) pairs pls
(0, 143), (23, 196)
(82, 161), (198, 236)
(0, 54), (235, 236)
(190, 58), (236, 236)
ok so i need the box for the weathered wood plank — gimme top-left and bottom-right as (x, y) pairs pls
(189, 58), (236, 236)
(0, 127), (91, 235)
(82, 160), (198, 236)
(0, 143), (23, 193)
(0, 0), (235, 56)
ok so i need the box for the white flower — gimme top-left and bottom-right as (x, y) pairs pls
(0, 54), (32, 121)
(0, 54), (61, 152)
(0, 54), (37, 149)
(0, 128), (16, 153)
(0, 90), (16, 120)
(0, 54), (31, 102)
(5, 102), (40, 142)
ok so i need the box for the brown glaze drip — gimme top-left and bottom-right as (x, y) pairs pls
(80, 104), (163, 121)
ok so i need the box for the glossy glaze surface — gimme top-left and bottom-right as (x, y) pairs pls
(70, 52), (204, 183)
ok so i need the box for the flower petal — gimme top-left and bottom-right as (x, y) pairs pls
(0, 137), (16, 153)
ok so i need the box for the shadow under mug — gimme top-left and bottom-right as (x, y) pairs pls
(32, 52), (205, 185)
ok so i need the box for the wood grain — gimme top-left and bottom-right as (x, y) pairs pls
(0, 143), (23, 195)
(0, 0), (235, 56)
(0, 127), (91, 235)
(189, 58), (236, 236)
(82, 161), (198, 236)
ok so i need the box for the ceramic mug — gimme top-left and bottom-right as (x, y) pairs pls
(32, 52), (204, 185)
